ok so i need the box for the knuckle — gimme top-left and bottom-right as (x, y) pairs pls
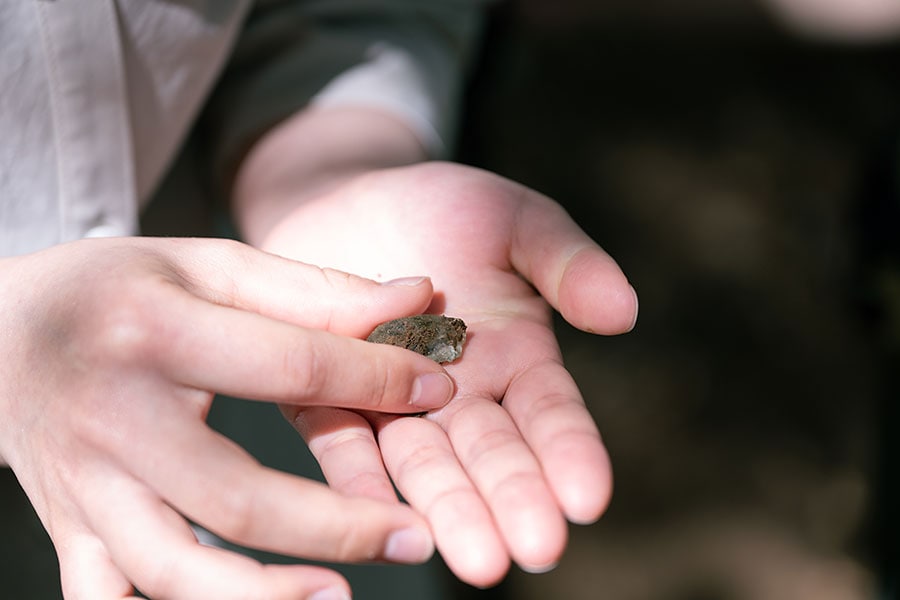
(135, 551), (181, 599)
(286, 338), (405, 410)
(330, 512), (377, 562)
(390, 437), (446, 487)
(462, 427), (521, 467)
(209, 486), (258, 543)
(281, 337), (326, 399)
(361, 355), (392, 410)
(422, 485), (477, 525)
(337, 470), (395, 500)
(82, 284), (166, 367)
(95, 310), (156, 365)
(314, 427), (374, 457)
(314, 268), (368, 330)
(320, 266), (355, 290)
(486, 468), (539, 501)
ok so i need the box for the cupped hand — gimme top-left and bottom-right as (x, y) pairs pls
(257, 162), (639, 587)
(0, 237), (455, 599)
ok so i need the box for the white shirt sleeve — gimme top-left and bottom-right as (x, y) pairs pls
(202, 0), (490, 179)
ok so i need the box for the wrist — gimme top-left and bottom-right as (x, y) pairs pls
(232, 106), (427, 247)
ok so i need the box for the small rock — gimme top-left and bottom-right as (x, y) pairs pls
(367, 315), (467, 363)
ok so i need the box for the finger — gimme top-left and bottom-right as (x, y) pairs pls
(284, 405), (399, 502)
(83, 472), (350, 600)
(57, 530), (136, 600)
(377, 416), (510, 588)
(168, 237), (434, 336)
(147, 288), (454, 413)
(429, 395), (569, 573)
(502, 360), (613, 524)
(509, 191), (638, 335)
(447, 318), (612, 523)
(126, 419), (435, 566)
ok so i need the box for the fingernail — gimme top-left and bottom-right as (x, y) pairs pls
(410, 372), (453, 409)
(384, 527), (434, 563)
(627, 285), (639, 332)
(520, 560), (559, 574)
(382, 276), (428, 286)
(308, 587), (351, 600)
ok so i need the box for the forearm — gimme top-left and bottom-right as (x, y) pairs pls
(232, 106), (428, 248)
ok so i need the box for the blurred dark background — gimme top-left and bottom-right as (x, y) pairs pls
(4, 1), (899, 599)
(453, 1), (900, 599)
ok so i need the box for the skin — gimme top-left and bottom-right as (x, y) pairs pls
(1, 102), (635, 599)
(234, 106), (639, 588)
(0, 237), (457, 599)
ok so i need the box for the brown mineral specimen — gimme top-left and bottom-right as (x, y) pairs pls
(366, 314), (467, 363)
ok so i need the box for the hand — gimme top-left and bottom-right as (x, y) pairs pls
(0, 237), (455, 599)
(256, 162), (639, 587)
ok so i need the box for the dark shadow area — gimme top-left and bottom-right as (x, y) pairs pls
(455, 2), (900, 599)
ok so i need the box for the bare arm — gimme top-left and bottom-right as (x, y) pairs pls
(232, 105), (637, 586)
(232, 106), (427, 246)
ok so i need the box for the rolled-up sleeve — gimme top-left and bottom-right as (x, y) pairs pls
(203, 0), (490, 180)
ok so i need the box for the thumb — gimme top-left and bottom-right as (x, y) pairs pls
(509, 193), (638, 335)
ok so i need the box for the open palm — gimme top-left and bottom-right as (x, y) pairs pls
(261, 162), (638, 587)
